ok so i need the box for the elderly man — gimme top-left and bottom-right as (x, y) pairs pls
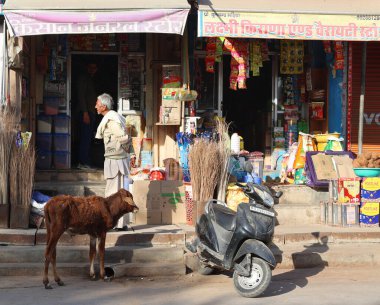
(95, 93), (131, 230)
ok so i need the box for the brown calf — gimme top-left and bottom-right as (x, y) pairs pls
(42, 188), (138, 289)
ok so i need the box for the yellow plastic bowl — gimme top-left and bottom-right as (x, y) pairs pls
(314, 133), (340, 151)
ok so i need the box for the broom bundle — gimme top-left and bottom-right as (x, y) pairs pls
(0, 106), (20, 206)
(188, 138), (222, 202)
(188, 118), (231, 203)
(9, 142), (36, 208)
(215, 119), (231, 202)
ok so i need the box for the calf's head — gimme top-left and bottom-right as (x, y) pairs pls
(117, 188), (139, 213)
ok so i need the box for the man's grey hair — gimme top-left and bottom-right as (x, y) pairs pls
(97, 93), (113, 110)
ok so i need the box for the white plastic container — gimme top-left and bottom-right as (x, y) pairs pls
(231, 133), (240, 154)
(37, 115), (52, 133)
(53, 115), (70, 133)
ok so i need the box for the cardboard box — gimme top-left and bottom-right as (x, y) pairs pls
(331, 155), (356, 179)
(361, 177), (380, 202)
(134, 209), (162, 225)
(338, 178), (361, 204)
(132, 180), (161, 210)
(160, 99), (181, 125)
(360, 202), (380, 227)
(131, 180), (186, 225)
(162, 88), (181, 100)
(311, 154), (338, 180)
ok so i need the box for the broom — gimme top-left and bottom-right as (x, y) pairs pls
(188, 138), (222, 202)
(215, 118), (231, 202)
(0, 106), (20, 206)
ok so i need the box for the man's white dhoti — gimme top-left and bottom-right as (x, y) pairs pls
(104, 158), (131, 229)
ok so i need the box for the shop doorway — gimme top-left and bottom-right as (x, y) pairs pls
(70, 54), (119, 168)
(222, 55), (272, 152)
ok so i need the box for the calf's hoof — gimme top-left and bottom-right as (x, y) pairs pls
(56, 280), (65, 286)
(44, 283), (53, 289)
(90, 274), (97, 281)
(104, 276), (112, 282)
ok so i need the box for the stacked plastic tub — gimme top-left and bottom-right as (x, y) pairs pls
(52, 115), (70, 169)
(36, 112), (70, 170)
(36, 115), (53, 169)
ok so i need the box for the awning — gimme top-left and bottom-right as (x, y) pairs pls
(198, 0), (380, 41)
(3, 0), (190, 37)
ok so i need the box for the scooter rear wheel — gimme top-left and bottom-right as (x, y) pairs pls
(233, 256), (271, 298)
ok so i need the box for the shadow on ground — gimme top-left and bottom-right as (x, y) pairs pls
(263, 232), (329, 297)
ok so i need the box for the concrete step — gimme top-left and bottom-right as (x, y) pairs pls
(273, 242), (380, 269)
(35, 169), (104, 182)
(268, 184), (329, 205)
(185, 242), (380, 271)
(0, 245), (184, 264)
(0, 261), (186, 277)
(3, 224), (380, 276)
(34, 181), (106, 197)
(0, 229), (186, 247)
(275, 204), (321, 226)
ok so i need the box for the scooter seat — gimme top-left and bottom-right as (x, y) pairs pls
(211, 204), (236, 231)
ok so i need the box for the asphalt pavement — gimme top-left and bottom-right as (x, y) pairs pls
(1, 267), (380, 305)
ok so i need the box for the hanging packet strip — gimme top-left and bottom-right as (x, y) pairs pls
(334, 41), (344, 70)
(250, 40), (262, 77)
(323, 41), (332, 53)
(215, 37), (225, 63)
(280, 40), (304, 74)
(225, 38), (249, 90)
(205, 37), (216, 73)
(261, 40), (270, 61)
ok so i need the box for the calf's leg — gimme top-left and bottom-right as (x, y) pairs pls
(89, 235), (97, 280)
(98, 233), (107, 280)
(52, 247), (64, 286)
(43, 229), (64, 289)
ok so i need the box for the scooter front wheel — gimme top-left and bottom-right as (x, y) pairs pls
(233, 256), (271, 298)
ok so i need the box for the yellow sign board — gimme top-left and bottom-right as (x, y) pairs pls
(198, 11), (380, 41)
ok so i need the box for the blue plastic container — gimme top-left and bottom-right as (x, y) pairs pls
(36, 133), (52, 151)
(53, 151), (70, 169)
(53, 133), (70, 151)
(36, 151), (52, 169)
(53, 115), (70, 133)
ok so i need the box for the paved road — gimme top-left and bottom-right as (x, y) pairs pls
(1, 267), (379, 305)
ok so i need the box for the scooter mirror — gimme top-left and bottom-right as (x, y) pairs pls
(244, 161), (253, 173)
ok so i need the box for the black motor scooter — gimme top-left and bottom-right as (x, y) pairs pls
(186, 163), (282, 298)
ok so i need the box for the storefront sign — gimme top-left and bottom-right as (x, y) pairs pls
(5, 9), (189, 36)
(364, 113), (380, 125)
(198, 11), (380, 41)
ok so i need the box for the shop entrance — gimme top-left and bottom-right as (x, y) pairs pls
(70, 54), (119, 168)
(222, 55), (272, 153)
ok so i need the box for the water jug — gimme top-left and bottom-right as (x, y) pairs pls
(231, 133), (240, 154)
